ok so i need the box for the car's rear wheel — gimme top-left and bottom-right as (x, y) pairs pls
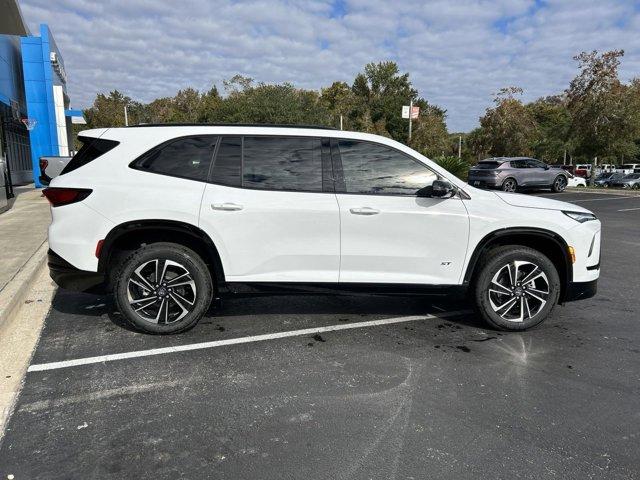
(113, 242), (213, 334)
(473, 246), (560, 331)
(552, 175), (567, 192)
(633, 184), (639, 190)
(501, 178), (517, 192)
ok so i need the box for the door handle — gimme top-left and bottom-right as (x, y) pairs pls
(350, 207), (380, 215)
(211, 203), (243, 211)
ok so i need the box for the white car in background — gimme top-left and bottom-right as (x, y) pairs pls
(567, 173), (587, 188)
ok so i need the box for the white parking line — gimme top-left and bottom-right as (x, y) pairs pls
(618, 207), (640, 212)
(572, 196), (640, 203)
(28, 310), (471, 372)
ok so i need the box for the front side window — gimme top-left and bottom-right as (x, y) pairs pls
(132, 136), (217, 181)
(338, 140), (437, 195)
(243, 136), (322, 192)
(527, 159), (545, 169)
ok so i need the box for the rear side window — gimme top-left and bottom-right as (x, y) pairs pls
(510, 160), (527, 168)
(61, 137), (119, 175)
(242, 136), (322, 192)
(131, 136), (217, 181)
(210, 137), (242, 187)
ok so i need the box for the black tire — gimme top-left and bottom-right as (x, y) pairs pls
(501, 178), (517, 192)
(551, 175), (567, 193)
(603, 183), (609, 188)
(633, 183), (639, 190)
(113, 242), (213, 334)
(472, 246), (560, 331)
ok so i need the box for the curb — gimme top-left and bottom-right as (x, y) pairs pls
(0, 242), (49, 332)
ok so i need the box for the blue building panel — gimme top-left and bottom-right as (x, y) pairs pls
(20, 24), (69, 187)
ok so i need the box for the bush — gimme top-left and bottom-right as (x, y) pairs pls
(432, 156), (470, 180)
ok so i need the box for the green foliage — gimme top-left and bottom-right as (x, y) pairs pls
(432, 155), (470, 180)
(81, 54), (640, 167)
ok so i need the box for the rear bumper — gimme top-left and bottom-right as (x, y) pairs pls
(563, 279), (597, 303)
(48, 249), (106, 293)
(468, 178), (500, 188)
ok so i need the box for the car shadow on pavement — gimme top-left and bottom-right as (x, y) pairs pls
(50, 288), (485, 333)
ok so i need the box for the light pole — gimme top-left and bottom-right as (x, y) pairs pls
(124, 105), (129, 126)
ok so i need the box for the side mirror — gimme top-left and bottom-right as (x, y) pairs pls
(430, 179), (456, 198)
(544, 164), (550, 170)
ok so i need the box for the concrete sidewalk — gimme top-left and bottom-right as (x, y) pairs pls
(0, 186), (51, 327)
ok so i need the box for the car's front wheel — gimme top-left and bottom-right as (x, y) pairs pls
(113, 242), (213, 334)
(473, 246), (561, 331)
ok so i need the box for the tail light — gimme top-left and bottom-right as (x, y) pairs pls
(43, 188), (92, 207)
(39, 158), (49, 172)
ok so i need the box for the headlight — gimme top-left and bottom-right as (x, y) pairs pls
(563, 211), (597, 223)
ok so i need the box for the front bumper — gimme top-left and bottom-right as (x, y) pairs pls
(563, 279), (598, 302)
(48, 249), (106, 293)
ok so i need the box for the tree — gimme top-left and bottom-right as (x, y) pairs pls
(566, 50), (638, 171)
(351, 62), (420, 141)
(477, 87), (537, 157)
(84, 90), (137, 128)
(526, 96), (571, 164)
(410, 105), (450, 158)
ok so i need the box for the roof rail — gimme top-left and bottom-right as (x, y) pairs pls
(126, 123), (338, 130)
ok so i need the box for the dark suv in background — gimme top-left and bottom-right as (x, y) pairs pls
(468, 157), (569, 193)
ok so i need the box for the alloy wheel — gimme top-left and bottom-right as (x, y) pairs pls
(488, 260), (550, 323)
(554, 176), (567, 191)
(127, 258), (197, 324)
(502, 179), (516, 192)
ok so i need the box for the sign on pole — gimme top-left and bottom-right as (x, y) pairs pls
(411, 106), (420, 119)
(401, 105), (410, 119)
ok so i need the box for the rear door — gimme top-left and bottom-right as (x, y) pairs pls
(333, 139), (469, 285)
(199, 135), (340, 283)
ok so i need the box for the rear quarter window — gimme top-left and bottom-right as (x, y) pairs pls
(61, 137), (119, 175)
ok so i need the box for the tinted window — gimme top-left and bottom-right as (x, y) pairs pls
(527, 159), (545, 168)
(510, 160), (528, 168)
(243, 136), (322, 192)
(475, 162), (500, 169)
(133, 136), (216, 181)
(61, 137), (119, 175)
(211, 136), (241, 187)
(338, 140), (437, 195)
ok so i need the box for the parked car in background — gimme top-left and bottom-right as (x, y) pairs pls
(39, 156), (71, 186)
(594, 172), (625, 188)
(468, 157), (569, 193)
(574, 164), (592, 178)
(567, 172), (586, 188)
(616, 164), (640, 175)
(610, 173), (640, 190)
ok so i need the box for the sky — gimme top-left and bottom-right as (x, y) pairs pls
(20, 0), (640, 132)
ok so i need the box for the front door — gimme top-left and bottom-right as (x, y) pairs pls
(199, 135), (340, 283)
(333, 139), (470, 285)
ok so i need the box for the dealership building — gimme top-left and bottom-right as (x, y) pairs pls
(1, 0), (84, 211)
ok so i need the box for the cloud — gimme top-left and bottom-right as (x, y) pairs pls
(20, 0), (640, 131)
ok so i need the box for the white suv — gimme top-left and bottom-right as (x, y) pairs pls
(44, 125), (601, 334)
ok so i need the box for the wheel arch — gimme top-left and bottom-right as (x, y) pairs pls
(98, 220), (226, 286)
(463, 227), (572, 301)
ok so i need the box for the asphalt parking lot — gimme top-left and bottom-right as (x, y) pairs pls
(1, 191), (639, 479)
